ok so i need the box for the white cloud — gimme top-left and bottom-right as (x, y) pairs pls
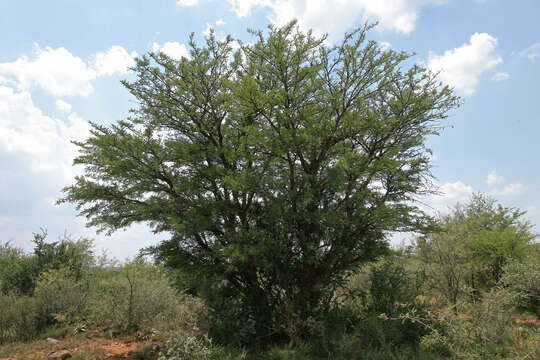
(0, 85), (90, 179)
(226, 0), (446, 38)
(0, 85), (162, 261)
(176, 0), (199, 6)
(519, 42), (540, 60)
(152, 41), (190, 60)
(490, 183), (525, 196)
(485, 171), (524, 197)
(491, 72), (509, 81)
(0, 45), (96, 97)
(427, 32), (502, 95)
(203, 23), (213, 37)
(92, 46), (137, 76)
(431, 181), (474, 212)
(0, 45), (136, 97)
(216, 18), (226, 26)
(55, 99), (72, 113)
(380, 41), (392, 51)
(486, 170), (503, 186)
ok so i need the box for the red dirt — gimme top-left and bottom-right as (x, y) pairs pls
(514, 316), (540, 326)
(0, 339), (146, 360)
(457, 313), (540, 326)
(100, 342), (139, 357)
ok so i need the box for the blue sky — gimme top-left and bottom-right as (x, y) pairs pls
(1, 0), (539, 259)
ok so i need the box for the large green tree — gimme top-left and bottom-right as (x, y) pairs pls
(60, 22), (458, 342)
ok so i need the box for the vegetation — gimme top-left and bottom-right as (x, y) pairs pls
(2, 23), (538, 359)
(2, 194), (539, 359)
(59, 21), (458, 343)
(417, 193), (536, 306)
(0, 234), (205, 347)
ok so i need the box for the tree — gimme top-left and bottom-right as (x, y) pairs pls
(32, 230), (95, 282)
(0, 231), (94, 295)
(417, 213), (473, 307)
(418, 193), (536, 306)
(60, 22), (458, 342)
(0, 242), (36, 295)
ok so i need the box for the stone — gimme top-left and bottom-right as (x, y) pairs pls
(45, 349), (72, 359)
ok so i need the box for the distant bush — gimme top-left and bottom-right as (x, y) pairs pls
(501, 249), (540, 316)
(1, 234), (209, 345)
(417, 287), (540, 359)
(33, 267), (88, 327)
(86, 260), (207, 334)
(0, 242), (37, 295)
(0, 293), (40, 344)
(157, 334), (215, 360)
(32, 230), (95, 282)
(1, 231), (95, 296)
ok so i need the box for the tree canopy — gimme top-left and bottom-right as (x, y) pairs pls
(418, 193), (537, 306)
(60, 22), (459, 342)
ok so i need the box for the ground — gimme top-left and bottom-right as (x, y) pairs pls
(0, 334), (157, 360)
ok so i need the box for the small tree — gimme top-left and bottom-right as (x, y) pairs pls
(0, 242), (36, 295)
(32, 230), (95, 282)
(60, 22), (458, 342)
(418, 193), (536, 305)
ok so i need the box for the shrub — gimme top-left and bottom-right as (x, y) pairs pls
(33, 267), (88, 327)
(349, 257), (429, 348)
(417, 287), (540, 359)
(32, 230), (94, 282)
(501, 249), (540, 315)
(0, 293), (40, 344)
(0, 242), (37, 295)
(157, 334), (214, 360)
(87, 261), (207, 334)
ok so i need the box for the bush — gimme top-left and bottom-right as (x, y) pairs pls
(33, 267), (88, 327)
(345, 257), (429, 348)
(32, 230), (94, 282)
(418, 288), (540, 359)
(1, 232), (95, 296)
(0, 242), (37, 295)
(501, 249), (540, 315)
(87, 261), (207, 334)
(0, 293), (40, 344)
(157, 334), (215, 360)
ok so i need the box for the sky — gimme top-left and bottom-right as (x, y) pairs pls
(1, 0), (539, 259)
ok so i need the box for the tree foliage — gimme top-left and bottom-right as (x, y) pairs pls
(1, 231), (94, 295)
(0, 242), (35, 295)
(418, 193), (537, 305)
(60, 22), (458, 342)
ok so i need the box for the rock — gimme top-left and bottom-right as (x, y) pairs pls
(45, 337), (60, 344)
(45, 349), (72, 359)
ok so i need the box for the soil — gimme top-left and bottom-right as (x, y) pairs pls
(0, 337), (152, 360)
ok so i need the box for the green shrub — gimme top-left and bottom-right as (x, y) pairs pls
(87, 261), (207, 334)
(501, 250), (540, 315)
(33, 267), (88, 327)
(0, 293), (40, 344)
(1, 232), (95, 296)
(0, 242), (37, 295)
(349, 257), (429, 348)
(417, 288), (540, 359)
(32, 230), (94, 282)
(157, 334), (215, 360)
